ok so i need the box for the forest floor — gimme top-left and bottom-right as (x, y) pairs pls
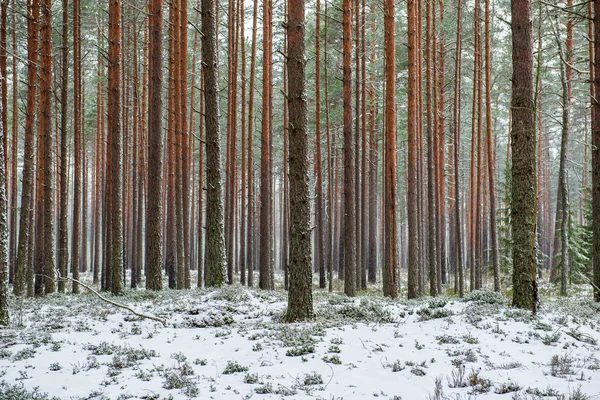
(1, 276), (600, 400)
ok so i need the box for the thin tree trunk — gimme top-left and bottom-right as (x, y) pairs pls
(436, 0), (447, 286)
(8, 0), (16, 287)
(453, 0), (464, 297)
(315, 0), (325, 290)
(324, 0), (334, 292)
(367, 2), (377, 285)
(197, 61), (205, 286)
(593, 0), (600, 302)
(485, 0), (499, 292)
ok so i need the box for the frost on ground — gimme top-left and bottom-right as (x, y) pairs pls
(1, 283), (600, 400)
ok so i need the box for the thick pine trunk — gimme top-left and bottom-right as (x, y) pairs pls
(343, 0), (356, 297)
(58, 0), (69, 293)
(72, 0), (82, 293)
(108, 0), (123, 295)
(453, 0), (464, 297)
(14, 0), (39, 297)
(259, 0), (273, 290)
(283, 0), (313, 322)
(39, 0), (55, 295)
(407, 0), (420, 299)
(202, 0), (226, 287)
(511, 0), (537, 311)
(383, 0), (397, 298)
(0, 64), (8, 324)
(426, 0), (437, 297)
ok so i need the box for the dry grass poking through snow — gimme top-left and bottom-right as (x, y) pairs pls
(1, 282), (600, 399)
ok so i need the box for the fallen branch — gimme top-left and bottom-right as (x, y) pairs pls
(38, 274), (167, 327)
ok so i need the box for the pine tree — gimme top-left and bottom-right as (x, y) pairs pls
(0, 66), (8, 324)
(511, 0), (538, 311)
(343, 0), (356, 297)
(283, 0), (313, 322)
(14, 0), (39, 297)
(146, 0), (164, 291)
(259, 0), (273, 290)
(108, 0), (123, 295)
(383, 0), (398, 299)
(593, 0), (600, 302)
(202, 0), (226, 287)
(407, 0), (420, 299)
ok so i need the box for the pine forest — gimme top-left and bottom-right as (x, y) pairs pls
(0, 0), (600, 398)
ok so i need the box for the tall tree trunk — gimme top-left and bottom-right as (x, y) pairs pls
(246, 0), (258, 288)
(181, 0), (191, 289)
(72, 0), (82, 293)
(426, 0), (438, 296)
(0, 1), (6, 185)
(108, 0), (123, 295)
(58, 0), (69, 293)
(283, 0), (313, 322)
(593, 0), (600, 302)
(367, 2), (377, 285)
(202, 0), (226, 287)
(324, 0), (334, 292)
(259, 0), (273, 290)
(239, 0), (247, 286)
(436, 0), (447, 286)
(484, 0), (499, 292)
(225, 0), (236, 284)
(14, 0), (39, 297)
(383, 0), (397, 298)
(407, 0), (420, 299)
(353, 0), (361, 293)
(39, 0), (55, 295)
(453, 0), (464, 297)
(315, 0), (325, 290)
(549, 14), (571, 295)
(8, 1), (17, 287)
(343, 0), (356, 297)
(0, 64), (8, 323)
(282, 26), (289, 290)
(93, 33), (103, 286)
(511, 0), (537, 311)
(360, 0), (367, 290)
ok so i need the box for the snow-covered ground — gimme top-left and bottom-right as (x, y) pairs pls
(1, 282), (600, 400)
